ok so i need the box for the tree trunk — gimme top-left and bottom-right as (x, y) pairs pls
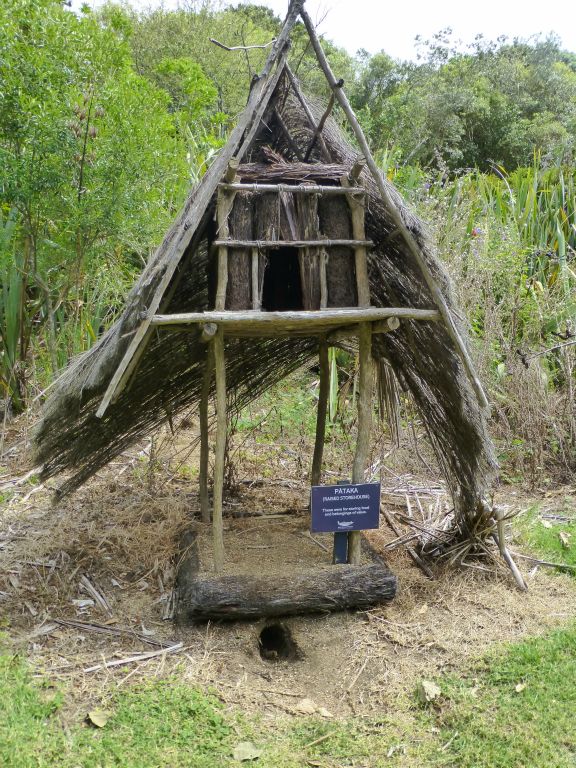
(177, 563), (396, 621)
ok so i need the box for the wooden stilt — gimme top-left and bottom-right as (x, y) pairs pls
(199, 345), (213, 523)
(311, 341), (329, 486)
(349, 322), (374, 564)
(212, 328), (226, 572)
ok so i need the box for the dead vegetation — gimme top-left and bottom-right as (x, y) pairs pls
(1, 413), (575, 723)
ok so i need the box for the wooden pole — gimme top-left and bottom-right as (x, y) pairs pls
(212, 328), (226, 572)
(151, 307), (439, 328)
(300, 7), (489, 411)
(251, 247), (260, 310)
(349, 322), (374, 564)
(213, 238), (373, 249)
(199, 345), (214, 523)
(311, 341), (329, 486)
(218, 182), (365, 195)
(342, 181), (370, 308)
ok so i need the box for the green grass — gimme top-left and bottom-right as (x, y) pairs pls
(434, 623), (576, 768)
(0, 655), (233, 768)
(2, 625), (576, 767)
(516, 502), (576, 572)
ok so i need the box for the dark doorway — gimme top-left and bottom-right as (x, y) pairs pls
(261, 248), (303, 311)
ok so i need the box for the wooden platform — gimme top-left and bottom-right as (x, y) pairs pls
(176, 516), (397, 622)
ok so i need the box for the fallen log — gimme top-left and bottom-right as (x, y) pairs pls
(177, 563), (397, 622)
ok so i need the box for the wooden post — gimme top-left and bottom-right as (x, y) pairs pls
(349, 155), (366, 184)
(349, 322), (374, 564)
(199, 345), (214, 523)
(212, 327), (226, 572)
(215, 160), (237, 312)
(311, 341), (329, 486)
(341, 178), (370, 308)
(319, 249), (328, 309)
(251, 247), (260, 310)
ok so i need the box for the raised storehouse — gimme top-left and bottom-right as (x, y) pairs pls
(33, 0), (497, 575)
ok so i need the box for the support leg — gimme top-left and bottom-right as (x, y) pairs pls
(199, 345), (213, 523)
(212, 328), (226, 572)
(311, 341), (329, 486)
(349, 322), (374, 564)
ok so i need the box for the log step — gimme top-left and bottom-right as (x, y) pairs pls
(177, 563), (397, 622)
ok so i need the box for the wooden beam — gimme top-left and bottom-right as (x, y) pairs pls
(300, 7), (489, 411)
(349, 322), (374, 564)
(212, 328), (226, 572)
(151, 307), (440, 329)
(200, 323), (218, 342)
(303, 82), (340, 162)
(319, 249), (328, 310)
(224, 158), (239, 183)
(349, 155), (366, 183)
(215, 190), (232, 311)
(311, 341), (329, 486)
(218, 182), (364, 195)
(199, 346), (213, 524)
(213, 239), (372, 249)
(342, 179), (370, 307)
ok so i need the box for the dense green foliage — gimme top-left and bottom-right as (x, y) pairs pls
(0, 0), (575, 478)
(353, 31), (576, 171)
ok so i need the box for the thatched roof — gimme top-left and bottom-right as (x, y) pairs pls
(33, 1), (496, 532)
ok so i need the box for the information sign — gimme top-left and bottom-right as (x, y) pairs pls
(310, 482), (381, 533)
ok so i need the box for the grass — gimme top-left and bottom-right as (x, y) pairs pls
(3, 622), (576, 767)
(433, 623), (576, 767)
(0, 655), (234, 768)
(516, 501), (576, 573)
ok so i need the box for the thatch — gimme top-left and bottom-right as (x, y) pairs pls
(32, 42), (497, 535)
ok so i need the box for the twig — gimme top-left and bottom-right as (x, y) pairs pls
(491, 534), (527, 591)
(84, 642), (184, 673)
(304, 731), (338, 749)
(301, 531), (329, 552)
(440, 731), (459, 752)
(518, 337), (576, 364)
(0, 467), (41, 491)
(347, 656), (369, 691)
(210, 37), (276, 52)
(509, 551), (576, 573)
(79, 574), (113, 616)
(380, 505), (434, 579)
(53, 618), (176, 648)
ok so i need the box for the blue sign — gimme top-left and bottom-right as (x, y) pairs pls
(310, 482), (381, 533)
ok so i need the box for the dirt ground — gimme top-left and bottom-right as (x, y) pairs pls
(1, 417), (576, 724)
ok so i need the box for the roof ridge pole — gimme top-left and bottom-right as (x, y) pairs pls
(299, 8), (489, 411)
